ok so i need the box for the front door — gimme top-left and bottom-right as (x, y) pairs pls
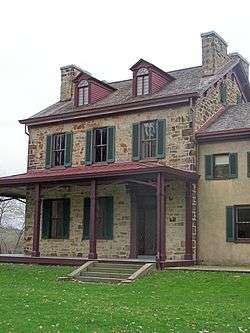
(137, 195), (156, 256)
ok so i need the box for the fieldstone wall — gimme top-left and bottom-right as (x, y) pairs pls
(23, 180), (193, 260)
(194, 72), (242, 131)
(28, 105), (196, 172)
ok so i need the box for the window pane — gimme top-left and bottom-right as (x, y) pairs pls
(238, 207), (250, 223)
(95, 146), (102, 162)
(237, 223), (250, 238)
(95, 129), (102, 145)
(137, 77), (143, 96)
(143, 75), (149, 94)
(102, 146), (107, 162)
(215, 155), (229, 165)
(51, 200), (64, 239)
(102, 128), (107, 144)
(78, 88), (84, 106)
(83, 86), (89, 105)
(143, 121), (156, 140)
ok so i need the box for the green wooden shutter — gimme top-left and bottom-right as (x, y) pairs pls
(83, 198), (90, 239)
(226, 206), (234, 242)
(42, 199), (51, 239)
(98, 197), (113, 239)
(45, 135), (53, 168)
(62, 199), (70, 238)
(205, 155), (214, 179)
(229, 153), (238, 178)
(247, 152), (250, 177)
(64, 132), (73, 167)
(85, 129), (93, 165)
(107, 126), (115, 163)
(156, 119), (166, 159)
(132, 123), (140, 161)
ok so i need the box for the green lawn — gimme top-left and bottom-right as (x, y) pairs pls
(0, 264), (250, 333)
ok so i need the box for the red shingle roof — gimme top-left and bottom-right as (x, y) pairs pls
(0, 161), (198, 186)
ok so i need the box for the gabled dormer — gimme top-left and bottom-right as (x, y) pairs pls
(130, 59), (175, 97)
(73, 72), (116, 107)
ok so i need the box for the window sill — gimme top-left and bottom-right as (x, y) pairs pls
(233, 239), (250, 244)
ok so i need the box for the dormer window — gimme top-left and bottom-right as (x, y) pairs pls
(78, 80), (89, 106)
(136, 68), (149, 96)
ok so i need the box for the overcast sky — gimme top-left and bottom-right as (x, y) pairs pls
(0, 0), (250, 176)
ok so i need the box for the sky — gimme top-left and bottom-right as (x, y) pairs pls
(0, 0), (250, 176)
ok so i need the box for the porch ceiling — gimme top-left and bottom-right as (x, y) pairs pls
(0, 161), (199, 198)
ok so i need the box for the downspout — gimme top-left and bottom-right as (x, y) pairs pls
(24, 124), (29, 136)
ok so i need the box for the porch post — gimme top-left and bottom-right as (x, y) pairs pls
(129, 190), (137, 258)
(31, 183), (41, 257)
(88, 179), (97, 259)
(156, 173), (166, 264)
(185, 181), (193, 260)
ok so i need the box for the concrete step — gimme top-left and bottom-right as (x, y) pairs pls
(88, 267), (137, 273)
(81, 271), (131, 279)
(94, 263), (143, 269)
(77, 276), (125, 283)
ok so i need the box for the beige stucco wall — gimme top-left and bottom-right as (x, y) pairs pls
(198, 140), (250, 265)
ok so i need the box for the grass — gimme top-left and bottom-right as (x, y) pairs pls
(0, 264), (250, 333)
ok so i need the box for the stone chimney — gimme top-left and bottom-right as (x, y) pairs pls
(229, 52), (249, 78)
(60, 65), (82, 101)
(201, 31), (229, 77)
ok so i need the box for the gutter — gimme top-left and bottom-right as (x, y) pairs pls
(196, 127), (250, 143)
(19, 92), (199, 126)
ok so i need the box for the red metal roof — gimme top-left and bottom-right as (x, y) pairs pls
(0, 161), (198, 186)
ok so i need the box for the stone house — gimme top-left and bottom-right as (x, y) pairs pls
(0, 31), (249, 266)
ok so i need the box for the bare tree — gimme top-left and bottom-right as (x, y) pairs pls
(0, 197), (25, 254)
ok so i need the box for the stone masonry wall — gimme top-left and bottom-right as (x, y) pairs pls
(194, 72), (242, 131)
(23, 181), (191, 260)
(28, 105), (196, 172)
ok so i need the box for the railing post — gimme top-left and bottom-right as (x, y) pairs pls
(31, 183), (41, 257)
(88, 179), (97, 259)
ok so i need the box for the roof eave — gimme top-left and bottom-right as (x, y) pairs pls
(19, 92), (198, 126)
(196, 128), (250, 143)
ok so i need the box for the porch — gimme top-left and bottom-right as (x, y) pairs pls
(0, 161), (198, 266)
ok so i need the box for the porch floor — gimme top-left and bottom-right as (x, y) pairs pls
(0, 254), (194, 267)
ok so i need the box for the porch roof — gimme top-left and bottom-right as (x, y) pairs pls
(0, 161), (198, 198)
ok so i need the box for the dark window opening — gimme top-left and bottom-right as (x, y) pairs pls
(94, 127), (107, 163)
(83, 197), (113, 239)
(52, 133), (65, 167)
(236, 206), (250, 240)
(141, 120), (157, 159)
(42, 199), (70, 239)
(220, 82), (227, 104)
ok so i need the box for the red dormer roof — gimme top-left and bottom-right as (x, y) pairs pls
(73, 72), (116, 106)
(130, 58), (175, 96)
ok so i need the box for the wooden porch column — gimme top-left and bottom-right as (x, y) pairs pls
(156, 173), (166, 263)
(31, 183), (41, 257)
(88, 179), (97, 259)
(129, 191), (137, 258)
(185, 181), (193, 260)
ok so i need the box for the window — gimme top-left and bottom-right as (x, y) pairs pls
(83, 197), (113, 239)
(42, 199), (70, 239)
(236, 206), (250, 240)
(94, 127), (108, 163)
(205, 153), (238, 180)
(214, 154), (230, 179)
(132, 119), (166, 161)
(52, 133), (66, 167)
(219, 82), (227, 104)
(141, 120), (157, 159)
(237, 94), (243, 104)
(78, 80), (89, 106)
(136, 68), (149, 96)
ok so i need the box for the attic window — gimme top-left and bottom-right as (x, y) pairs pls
(78, 80), (89, 106)
(136, 68), (149, 96)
